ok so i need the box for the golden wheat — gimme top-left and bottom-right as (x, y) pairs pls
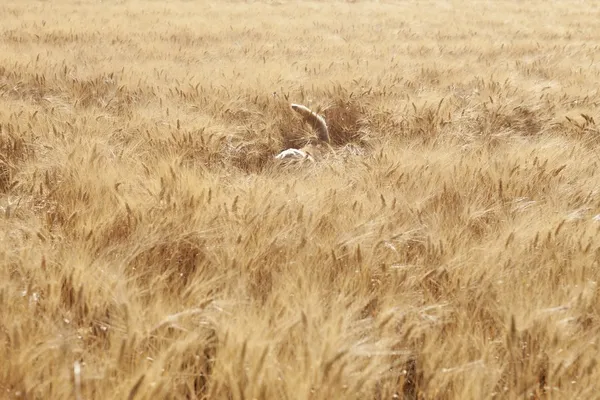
(2, 0), (600, 399)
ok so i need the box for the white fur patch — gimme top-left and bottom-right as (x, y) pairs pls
(275, 148), (314, 161)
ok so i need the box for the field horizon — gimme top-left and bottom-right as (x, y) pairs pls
(2, 0), (600, 399)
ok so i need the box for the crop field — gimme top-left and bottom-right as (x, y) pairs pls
(2, 0), (600, 399)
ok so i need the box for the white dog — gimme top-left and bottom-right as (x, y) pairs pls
(275, 104), (331, 162)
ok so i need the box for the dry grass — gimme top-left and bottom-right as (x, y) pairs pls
(2, 0), (600, 399)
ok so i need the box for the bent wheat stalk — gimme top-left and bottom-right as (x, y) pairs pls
(275, 104), (332, 162)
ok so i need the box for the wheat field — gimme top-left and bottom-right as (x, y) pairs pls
(2, 0), (600, 399)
